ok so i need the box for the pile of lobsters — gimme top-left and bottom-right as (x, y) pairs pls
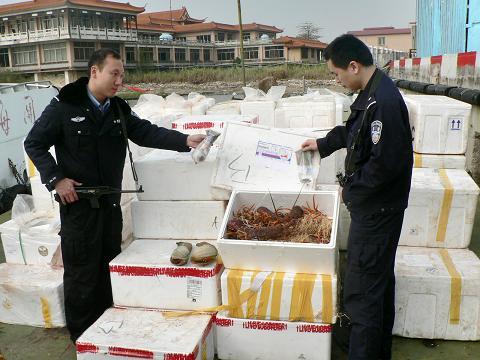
(225, 203), (332, 244)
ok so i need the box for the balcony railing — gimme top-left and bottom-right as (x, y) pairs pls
(0, 27), (137, 45)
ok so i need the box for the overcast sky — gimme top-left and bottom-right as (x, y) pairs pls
(0, 0), (416, 42)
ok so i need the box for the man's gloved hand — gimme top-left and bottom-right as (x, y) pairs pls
(55, 178), (82, 205)
(186, 134), (206, 148)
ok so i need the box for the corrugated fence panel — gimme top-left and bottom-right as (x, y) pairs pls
(468, 0), (480, 51)
(417, 0), (467, 56)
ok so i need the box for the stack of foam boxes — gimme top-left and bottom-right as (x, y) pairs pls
(203, 112), (344, 359)
(0, 149), (65, 329)
(214, 189), (339, 360)
(75, 114), (237, 358)
(392, 95), (480, 341)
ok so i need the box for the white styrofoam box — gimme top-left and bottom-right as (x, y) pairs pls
(276, 128), (346, 185)
(400, 169), (479, 248)
(121, 161), (137, 206)
(337, 202), (351, 251)
(121, 200), (133, 245)
(132, 200), (226, 239)
(135, 148), (229, 201)
(212, 122), (322, 193)
(30, 175), (59, 212)
(77, 308), (214, 359)
(215, 314), (332, 360)
(171, 114), (259, 135)
(218, 190), (339, 274)
(240, 100), (276, 127)
(110, 239), (223, 310)
(413, 152), (466, 170)
(393, 247), (480, 340)
(221, 269), (337, 324)
(0, 263), (65, 327)
(404, 95), (471, 154)
(274, 95), (337, 128)
(206, 100), (241, 115)
(0, 216), (60, 265)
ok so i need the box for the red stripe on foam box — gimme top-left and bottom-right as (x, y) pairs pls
(110, 263), (223, 278)
(431, 55), (442, 65)
(215, 317), (234, 327)
(457, 51), (476, 67)
(164, 353), (196, 360)
(109, 346), (154, 358)
(399, 59), (405, 68)
(242, 320), (288, 331)
(296, 324), (333, 333)
(77, 342), (99, 353)
(412, 58), (421, 66)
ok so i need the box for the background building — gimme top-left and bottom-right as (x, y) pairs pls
(415, 0), (480, 57)
(347, 26), (412, 53)
(0, 1), (328, 86)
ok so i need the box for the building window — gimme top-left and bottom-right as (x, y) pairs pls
(0, 48), (9, 67)
(139, 47), (154, 63)
(15, 20), (28, 33)
(301, 48), (309, 59)
(243, 32), (250, 41)
(217, 48), (235, 61)
(43, 42), (67, 63)
(158, 48), (171, 62)
(244, 47), (258, 60)
(175, 48), (186, 62)
(227, 33), (234, 41)
(100, 42), (120, 54)
(265, 45), (284, 59)
(0, 23), (5, 35)
(203, 49), (211, 62)
(196, 35), (211, 43)
(125, 47), (136, 63)
(215, 33), (225, 42)
(12, 45), (37, 65)
(42, 16), (64, 30)
(378, 37), (385, 46)
(73, 42), (95, 61)
(190, 49), (200, 63)
(175, 36), (186, 43)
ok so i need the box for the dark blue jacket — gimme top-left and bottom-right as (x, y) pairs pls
(317, 70), (413, 214)
(24, 77), (189, 201)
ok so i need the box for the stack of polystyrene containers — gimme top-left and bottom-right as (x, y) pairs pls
(205, 120), (338, 359)
(393, 95), (480, 341)
(78, 149), (223, 358)
(240, 86), (286, 127)
(0, 193), (65, 328)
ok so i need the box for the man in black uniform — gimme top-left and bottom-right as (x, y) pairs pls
(302, 35), (413, 359)
(24, 49), (205, 342)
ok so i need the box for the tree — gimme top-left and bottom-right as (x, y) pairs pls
(297, 22), (323, 40)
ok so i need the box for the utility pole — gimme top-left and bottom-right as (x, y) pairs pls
(237, 0), (246, 86)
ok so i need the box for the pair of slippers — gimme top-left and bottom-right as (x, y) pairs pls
(170, 241), (218, 266)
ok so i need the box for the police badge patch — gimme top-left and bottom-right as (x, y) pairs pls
(371, 120), (382, 145)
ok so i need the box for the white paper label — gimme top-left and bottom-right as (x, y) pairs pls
(187, 277), (202, 301)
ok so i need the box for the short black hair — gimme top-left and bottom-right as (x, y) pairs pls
(87, 48), (121, 77)
(324, 34), (373, 69)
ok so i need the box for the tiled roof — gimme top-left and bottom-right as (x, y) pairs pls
(137, 7), (204, 25)
(347, 27), (411, 36)
(0, 0), (145, 15)
(273, 36), (328, 49)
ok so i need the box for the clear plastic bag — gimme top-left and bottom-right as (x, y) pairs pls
(295, 149), (319, 186)
(191, 129), (221, 164)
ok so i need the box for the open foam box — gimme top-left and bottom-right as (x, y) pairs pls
(217, 190), (339, 275)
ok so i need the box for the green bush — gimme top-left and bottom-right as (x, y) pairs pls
(124, 64), (332, 84)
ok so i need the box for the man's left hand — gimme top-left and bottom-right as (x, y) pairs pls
(187, 134), (206, 148)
